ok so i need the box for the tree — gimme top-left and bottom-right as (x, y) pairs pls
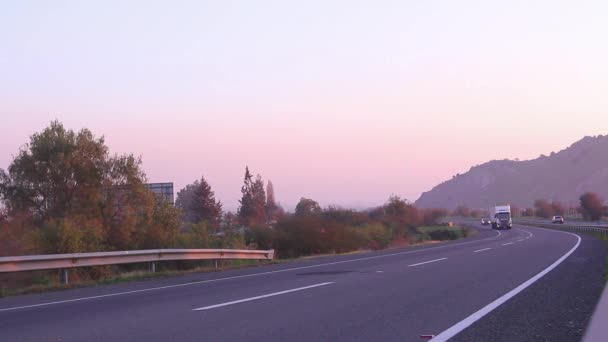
(0, 121), (108, 220)
(251, 174), (267, 224)
(421, 208), (449, 226)
(237, 166), (255, 225)
(522, 208), (535, 217)
(221, 211), (238, 231)
(0, 121), (181, 253)
(453, 206), (471, 217)
(295, 197), (322, 217)
(534, 199), (554, 219)
(469, 209), (481, 219)
(580, 192), (604, 221)
(551, 201), (565, 216)
(266, 180), (276, 213)
(381, 195), (419, 229)
(265, 180), (283, 221)
(175, 176), (222, 227)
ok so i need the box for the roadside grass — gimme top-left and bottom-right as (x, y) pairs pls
(417, 225), (471, 241)
(0, 227), (477, 298)
(0, 260), (262, 298)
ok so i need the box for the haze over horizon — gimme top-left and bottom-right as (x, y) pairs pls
(2, 1), (608, 210)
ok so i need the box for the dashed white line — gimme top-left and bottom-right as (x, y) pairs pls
(473, 248), (492, 253)
(0, 229), (503, 313)
(193, 282), (333, 311)
(408, 258), (448, 267)
(502, 242), (514, 246)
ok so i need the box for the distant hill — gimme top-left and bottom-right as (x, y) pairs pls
(415, 135), (608, 210)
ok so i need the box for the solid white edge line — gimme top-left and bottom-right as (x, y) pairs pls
(473, 248), (492, 253)
(430, 227), (581, 342)
(502, 242), (514, 246)
(408, 258), (448, 267)
(0, 228), (503, 312)
(193, 282), (333, 311)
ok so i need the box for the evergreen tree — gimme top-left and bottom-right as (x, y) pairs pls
(266, 180), (276, 213)
(251, 174), (267, 224)
(265, 180), (283, 221)
(175, 176), (222, 226)
(237, 166), (255, 225)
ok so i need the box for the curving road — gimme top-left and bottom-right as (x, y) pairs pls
(0, 224), (605, 342)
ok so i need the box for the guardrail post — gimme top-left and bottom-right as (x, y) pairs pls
(60, 269), (69, 285)
(149, 262), (156, 273)
(214, 260), (219, 269)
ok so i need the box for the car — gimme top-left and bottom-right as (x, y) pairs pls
(481, 218), (491, 225)
(552, 216), (565, 224)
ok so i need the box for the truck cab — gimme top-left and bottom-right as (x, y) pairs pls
(491, 205), (512, 230)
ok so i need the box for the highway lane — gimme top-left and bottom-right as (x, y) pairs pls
(0, 224), (602, 342)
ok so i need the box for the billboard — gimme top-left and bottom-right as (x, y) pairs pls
(145, 182), (174, 205)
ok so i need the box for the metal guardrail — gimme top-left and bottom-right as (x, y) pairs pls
(584, 284), (608, 342)
(515, 219), (608, 234)
(0, 248), (274, 284)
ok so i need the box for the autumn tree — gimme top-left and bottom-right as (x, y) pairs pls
(551, 201), (565, 216)
(420, 208), (449, 226)
(580, 192), (604, 221)
(382, 195), (419, 229)
(522, 208), (535, 217)
(470, 209), (481, 218)
(0, 121), (108, 220)
(175, 176), (222, 226)
(0, 121), (181, 253)
(453, 206), (471, 217)
(534, 199), (554, 219)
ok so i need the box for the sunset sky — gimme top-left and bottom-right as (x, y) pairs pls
(2, 1), (608, 210)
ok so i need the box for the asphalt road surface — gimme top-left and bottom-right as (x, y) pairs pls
(0, 224), (605, 342)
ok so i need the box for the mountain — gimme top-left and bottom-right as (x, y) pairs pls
(415, 135), (608, 210)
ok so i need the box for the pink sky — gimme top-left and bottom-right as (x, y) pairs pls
(2, 1), (608, 210)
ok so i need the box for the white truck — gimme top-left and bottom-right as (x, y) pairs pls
(490, 205), (512, 230)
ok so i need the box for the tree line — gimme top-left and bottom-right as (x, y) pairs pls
(0, 122), (453, 264)
(524, 194), (606, 221)
(451, 193), (607, 221)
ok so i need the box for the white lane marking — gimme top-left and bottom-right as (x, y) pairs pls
(473, 248), (492, 253)
(516, 239), (525, 242)
(515, 228), (534, 239)
(193, 282), (333, 311)
(408, 258), (448, 267)
(502, 242), (514, 246)
(376, 271), (384, 273)
(0, 228), (504, 313)
(431, 228), (581, 342)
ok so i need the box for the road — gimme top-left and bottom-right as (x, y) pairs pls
(0, 224), (605, 342)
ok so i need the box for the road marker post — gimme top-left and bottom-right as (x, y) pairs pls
(60, 269), (69, 285)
